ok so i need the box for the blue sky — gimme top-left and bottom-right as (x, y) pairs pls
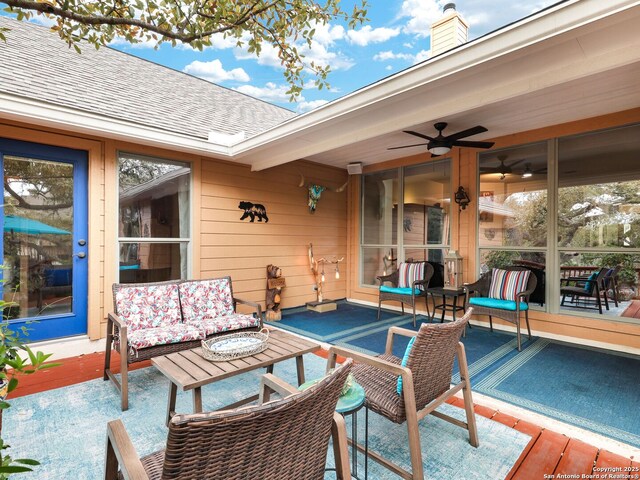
(25, 0), (558, 113)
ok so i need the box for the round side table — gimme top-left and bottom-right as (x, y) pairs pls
(335, 382), (368, 480)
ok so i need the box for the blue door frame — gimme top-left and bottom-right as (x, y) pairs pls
(0, 138), (88, 341)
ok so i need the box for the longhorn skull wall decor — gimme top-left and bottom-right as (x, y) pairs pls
(299, 174), (348, 213)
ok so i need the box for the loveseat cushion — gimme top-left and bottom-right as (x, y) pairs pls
(127, 324), (202, 351)
(469, 297), (529, 311)
(115, 283), (182, 332)
(192, 313), (260, 336)
(179, 278), (235, 325)
(380, 286), (421, 295)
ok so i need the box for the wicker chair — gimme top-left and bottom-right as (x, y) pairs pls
(377, 262), (435, 326)
(603, 265), (621, 308)
(105, 360), (353, 480)
(464, 266), (537, 351)
(560, 267), (609, 314)
(327, 310), (478, 479)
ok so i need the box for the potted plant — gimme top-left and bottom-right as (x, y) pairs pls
(0, 299), (58, 477)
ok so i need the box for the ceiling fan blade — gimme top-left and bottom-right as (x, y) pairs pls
(388, 143), (428, 150)
(445, 125), (488, 141)
(507, 158), (527, 168)
(403, 130), (435, 141)
(452, 140), (495, 149)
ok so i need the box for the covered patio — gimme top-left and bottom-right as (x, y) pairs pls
(1, 0), (640, 478)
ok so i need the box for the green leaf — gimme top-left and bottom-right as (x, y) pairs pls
(0, 466), (35, 473)
(14, 459), (40, 466)
(7, 377), (17, 393)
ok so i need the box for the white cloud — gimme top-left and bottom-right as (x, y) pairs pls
(234, 82), (293, 103)
(413, 49), (431, 64)
(385, 65), (393, 71)
(308, 22), (346, 46)
(183, 59), (250, 83)
(346, 26), (401, 47)
(296, 99), (329, 113)
(373, 49), (430, 65)
(373, 50), (414, 62)
(399, 0), (444, 38)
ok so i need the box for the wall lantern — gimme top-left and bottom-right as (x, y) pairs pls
(443, 249), (464, 290)
(454, 186), (471, 210)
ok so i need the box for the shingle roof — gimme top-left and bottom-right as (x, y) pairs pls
(0, 16), (296, 140)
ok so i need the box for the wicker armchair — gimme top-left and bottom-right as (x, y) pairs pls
(464, 266), (537, 351)
(105, 360), (353, 480)
(377, 262), (435, 326)
(560, 267), (609, 314)
(327, 310), (478, 479)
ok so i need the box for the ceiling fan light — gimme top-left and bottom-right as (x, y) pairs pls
(522, 165), (533, 178)
(428, 145), (451, 155)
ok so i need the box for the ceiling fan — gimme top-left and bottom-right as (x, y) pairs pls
(480, 155), (546, 179)
(388, 122), (495, 156)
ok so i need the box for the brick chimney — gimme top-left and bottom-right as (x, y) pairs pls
(430, 3), (469, 56)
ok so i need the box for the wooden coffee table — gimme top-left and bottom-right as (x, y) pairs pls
(152, 328), (321, 425)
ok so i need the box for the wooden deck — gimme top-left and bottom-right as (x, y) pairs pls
(12, 350), (639, 478)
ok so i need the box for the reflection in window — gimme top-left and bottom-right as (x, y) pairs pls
(558, 124), (640, 319)
(361, 247), (397, 286)
(3, 157), (74, 318)
(478, 143), (548, 307)
(558, 124), (640, 249)
(404, 161), (450, 265)
(362, 170), (398, 245)
(118, 153), (190, 283)
(479, 143), (548, 249)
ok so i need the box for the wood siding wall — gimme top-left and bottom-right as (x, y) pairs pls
(199, 159), (348, 309)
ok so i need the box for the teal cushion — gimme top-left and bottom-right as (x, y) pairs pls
(469, 297), (529, 311)
(380, 286), (421, 295)
(396, 336), (416, 395)
(584, 272), (598, 292)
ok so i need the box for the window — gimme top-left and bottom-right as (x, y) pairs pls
(558, 124), (640, 317)
(360, 159), (451, 286)
(476, 123), (640, 320)
(117, 153), (191, 283)
(478, 143), (548, 307)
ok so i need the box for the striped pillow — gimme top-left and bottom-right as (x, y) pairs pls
(488, 269), (531, 301)
(398, 262), (426, 291)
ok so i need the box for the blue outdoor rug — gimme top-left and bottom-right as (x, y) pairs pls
(272, 301), (640, 449)
(4, 354), (529, 479)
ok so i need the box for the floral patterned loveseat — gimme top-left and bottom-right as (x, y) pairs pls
(103, 276), (262, 410)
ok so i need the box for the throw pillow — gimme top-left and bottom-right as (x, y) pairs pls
(396, 336), (416, 395)
(488, 268), (531, 301)
(583, 272), (599, 293)
(398, 263), (426, 291)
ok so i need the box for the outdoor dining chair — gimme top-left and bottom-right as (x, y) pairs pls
(464, 266), (537, 351)
(560, 267), (610, 314)
(327, 309), (478, 480)
(105, 360), (353, 480)
(377, 261), (435, 326)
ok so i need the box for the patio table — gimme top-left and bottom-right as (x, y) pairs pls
(152, 328), (321, 425)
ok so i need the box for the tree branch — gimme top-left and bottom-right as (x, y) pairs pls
(4, 182), (73, 210)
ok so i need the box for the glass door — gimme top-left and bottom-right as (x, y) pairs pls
(0, 138), (88, 341)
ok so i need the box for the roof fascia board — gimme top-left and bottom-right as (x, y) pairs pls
(232, 0), (639, 168)
(0, 93), (234, 159)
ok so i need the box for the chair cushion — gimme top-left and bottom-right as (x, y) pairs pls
(179, 278), (235, 324)
(127, 324), (203, 351)
(584, 272), (598, 292)
(488, 268), (531, 301)
(380, 286), (421, 295)
(398, 262), (426, 290)
(191, 313), (260, 336)
(115, 284), (182, 331)
(469, 297), (529, 311)
(396, 336), (416, 395)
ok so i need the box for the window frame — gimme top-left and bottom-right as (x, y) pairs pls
(116, 151), (193, 282)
